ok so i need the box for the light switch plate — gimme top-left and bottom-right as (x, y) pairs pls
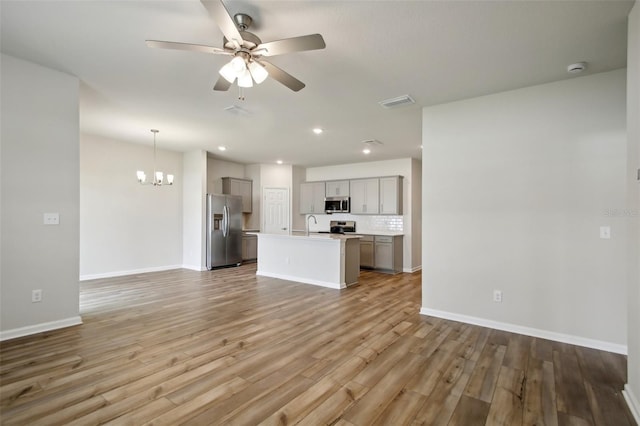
(599, 226), (611, 239)
(44, 213), (59, 225)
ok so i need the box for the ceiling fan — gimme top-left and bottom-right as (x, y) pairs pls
(146, 0), (326, 94)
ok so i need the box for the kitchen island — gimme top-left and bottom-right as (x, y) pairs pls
(252, 233), (362, 289)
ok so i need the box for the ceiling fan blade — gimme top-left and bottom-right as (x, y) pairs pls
(259, 61), (305, 92)
(200, 0), (243, 47)
(256, 34), (326, 57)
(146, 40), (231, 55)
(213, 76), (232, 91)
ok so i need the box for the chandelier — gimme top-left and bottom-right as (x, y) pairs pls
(136, 129), (174, 186)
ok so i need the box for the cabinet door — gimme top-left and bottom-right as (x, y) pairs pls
(326, 180), (349, 197)
(351, 178), (379, 214)
(374, 242), (393, 270)
(242, 237), (248, 260)
(360, 241), (374, 268)
(379, 176), (402, 215)
(230, 180), (252, 213)
(242, 236), (257, 260)
(300, 182), (325, 214)
(222, 178), (252, 213)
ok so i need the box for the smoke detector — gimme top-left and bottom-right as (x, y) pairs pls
(567, 62), (588, 74)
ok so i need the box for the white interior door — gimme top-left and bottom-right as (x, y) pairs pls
(263, 187), (290, 234)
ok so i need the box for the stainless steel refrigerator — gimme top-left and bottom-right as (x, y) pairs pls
(206, 194), (243, 269)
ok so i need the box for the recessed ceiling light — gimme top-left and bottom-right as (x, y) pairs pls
(218, 146), (227, 151)
(363, 148), (371, 155)
(312, 128), (323, 135)
(276, 160), (283, 164)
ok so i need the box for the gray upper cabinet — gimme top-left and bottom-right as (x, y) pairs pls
(222, 177), (252, 213)
(325, 180), (350, 197)
(379, 176), (403, 215)
(300, 182), (326, 214)
(350, 178), (379, 214)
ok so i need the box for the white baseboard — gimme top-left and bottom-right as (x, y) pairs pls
(419, 307), (627, 355)
(182, 264), (207, 271)
(0, 316), (83, 342)
(623, 384), (640, 425)
(256, 270), (344, 289)
(404, 265), (422, 273)
(80, 265), (183, 281)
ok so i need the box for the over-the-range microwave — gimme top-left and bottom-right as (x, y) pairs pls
(325, 196), (350, 214)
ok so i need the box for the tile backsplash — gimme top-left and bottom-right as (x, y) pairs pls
(305, 213), (403, 233)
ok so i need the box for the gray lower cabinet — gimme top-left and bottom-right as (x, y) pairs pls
(359, 234), (403, 273)
(242, 234), (257, 261)
(359, 236), (374, 268)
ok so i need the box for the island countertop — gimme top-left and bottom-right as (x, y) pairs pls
(253, 232), (361, 289)
(255, 232), (363, 241)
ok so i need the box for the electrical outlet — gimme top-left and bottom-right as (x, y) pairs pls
(493, 290), (503, 303)
(600, 226), (611, 239)
(43, 213), (59, 225)
(32, 289), (43, 303)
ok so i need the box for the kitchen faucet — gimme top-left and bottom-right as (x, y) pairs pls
(306, 215), (317, 235)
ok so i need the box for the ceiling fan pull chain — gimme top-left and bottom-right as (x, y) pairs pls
(238, 86), (245, 101)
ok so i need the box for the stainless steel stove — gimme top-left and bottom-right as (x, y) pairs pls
(329, 220), (356, 234)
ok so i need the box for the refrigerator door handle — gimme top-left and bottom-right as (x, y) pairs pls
(225, 205), (229, 237)
(222, 205), (228, 237)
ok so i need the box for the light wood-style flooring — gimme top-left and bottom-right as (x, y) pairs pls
(0, 264), (634, 425)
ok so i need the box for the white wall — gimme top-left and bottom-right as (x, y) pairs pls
(422, 69), (628, 352)
(80, 134), (183, 279)
(624, 1), (640, 420)
(411, 158), (422, 268)
(292, 166), (306, 231)
(182, 150), (207, 270)
(261, 164), (293, 188)
(306, 158), (421, 272)
(244, 164), (261, 231)
(206, 157), (245, 194)
(1, 54), (81, 338)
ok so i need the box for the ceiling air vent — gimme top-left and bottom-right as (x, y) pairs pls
(378, 95), (415, 109)
(223, 105), (251, 116)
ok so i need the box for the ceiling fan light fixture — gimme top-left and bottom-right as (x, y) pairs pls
(230, 55), (246, 72)
(219, 62), (238, 83)
(248, 61), (268, 84)
(237, 68), (253, 88)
